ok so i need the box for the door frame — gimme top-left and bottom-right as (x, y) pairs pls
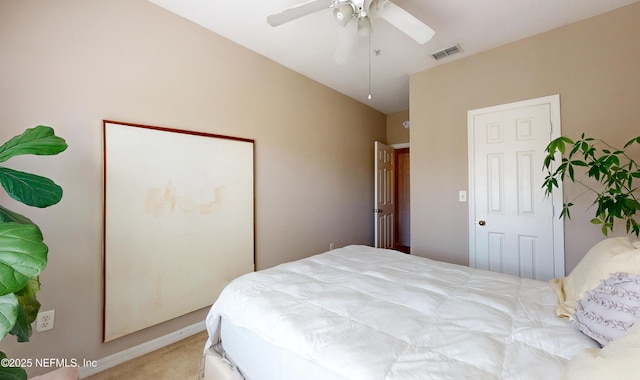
(467, 94), (565, 277)
(391, 143), (410, 250)
(393, 147), (410, 249)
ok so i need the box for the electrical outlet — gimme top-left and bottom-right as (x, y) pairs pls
(329, 243), (335, 250)
(36, 310), (55, 332)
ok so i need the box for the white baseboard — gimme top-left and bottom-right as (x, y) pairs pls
(79, 321), (206, 378)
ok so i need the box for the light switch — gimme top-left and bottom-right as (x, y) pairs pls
(458, 190), (467, 202)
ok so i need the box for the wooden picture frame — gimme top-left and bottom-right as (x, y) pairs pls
(102, 120), (255, 341)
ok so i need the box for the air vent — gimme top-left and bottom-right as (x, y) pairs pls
(432, 44), (462, 60)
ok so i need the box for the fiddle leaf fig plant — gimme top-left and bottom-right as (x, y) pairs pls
(0, 126), (67, 379)
(543, 133), (640, 237)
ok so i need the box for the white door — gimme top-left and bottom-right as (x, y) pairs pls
(374, 141), (394, 248)
(468, 95), (564, 280)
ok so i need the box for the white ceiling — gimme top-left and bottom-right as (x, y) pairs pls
(148, 0), (638, 114)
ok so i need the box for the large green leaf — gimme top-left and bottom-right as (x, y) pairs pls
(0, 167), (63, 208)
(0, 366), (27, 380)
(0, 223), (47, 296)
(0, 126), (67, 164)
(9, 277), (41, 342)
(0, 205), (33, 225)
(0, 352), (27, 380)
(0, 294), (19, 340)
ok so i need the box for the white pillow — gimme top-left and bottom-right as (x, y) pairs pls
(549, 237), (640, 319)
(562, 321), (640, 380)
(574, 272), (640, 346)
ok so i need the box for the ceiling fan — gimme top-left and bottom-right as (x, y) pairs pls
(267, 0), (435, 63)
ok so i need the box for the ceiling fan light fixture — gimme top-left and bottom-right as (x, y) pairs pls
(334, 3), (355, 26)
(358, 16), (371, 36)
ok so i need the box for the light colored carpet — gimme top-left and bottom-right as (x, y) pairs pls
(84, 331), (207, 380)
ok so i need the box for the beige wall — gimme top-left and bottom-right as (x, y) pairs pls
(410, 3), (640, 272)
(0, 0), (385, 375)
(386, 110), (410, 145)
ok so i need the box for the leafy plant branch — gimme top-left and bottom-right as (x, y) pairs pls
(542, 133), (640, 237)
(0, 126), (67, 379)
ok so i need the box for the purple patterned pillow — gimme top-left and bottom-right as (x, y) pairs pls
(574, 272), (640, 346)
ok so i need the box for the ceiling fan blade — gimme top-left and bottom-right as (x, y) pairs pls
(334, 19), (358, 64)
(267, 0), (335, 27)
(378, 1), (435, 44)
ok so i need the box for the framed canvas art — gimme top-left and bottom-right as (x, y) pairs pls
(102, 120), (254, 341)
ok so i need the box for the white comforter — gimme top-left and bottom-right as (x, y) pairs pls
(206, 245), (597, 379)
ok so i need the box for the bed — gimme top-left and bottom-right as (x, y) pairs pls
(201, 243), (640, 379)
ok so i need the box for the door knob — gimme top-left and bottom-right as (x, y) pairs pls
(478, 220), (486, 226)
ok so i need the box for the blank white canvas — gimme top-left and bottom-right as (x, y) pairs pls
(103, 121), (254, 341)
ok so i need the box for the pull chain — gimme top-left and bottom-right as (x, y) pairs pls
(368, 29), (372, 100)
